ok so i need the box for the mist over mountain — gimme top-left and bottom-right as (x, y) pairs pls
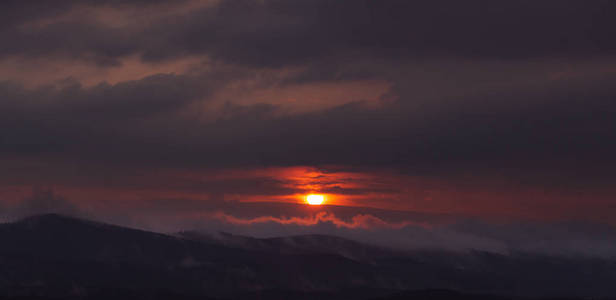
(1, 214), (615, 300)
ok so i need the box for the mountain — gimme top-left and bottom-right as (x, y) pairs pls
(177, 231), (396, 262)
(0, 214), (378, 298)
(179, 230), (616, 299)
(1, 214), (616, 300)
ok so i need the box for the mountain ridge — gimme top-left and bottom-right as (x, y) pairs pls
(1, 214), (616, 299)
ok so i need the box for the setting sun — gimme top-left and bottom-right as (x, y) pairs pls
(306, 194), (325, 205)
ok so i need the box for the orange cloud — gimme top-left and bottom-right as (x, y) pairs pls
(213, 211), (428, 230)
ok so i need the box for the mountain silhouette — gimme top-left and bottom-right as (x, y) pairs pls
(1, 214), (616, 300)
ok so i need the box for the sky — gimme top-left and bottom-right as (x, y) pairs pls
(1, 0), (616, 256)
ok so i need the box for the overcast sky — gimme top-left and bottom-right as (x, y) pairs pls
(1, 0), (616, 255)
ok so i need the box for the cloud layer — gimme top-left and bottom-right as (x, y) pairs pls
(1, 1), (615, 237)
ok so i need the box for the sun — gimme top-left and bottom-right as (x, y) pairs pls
(306, 194), (325, 205)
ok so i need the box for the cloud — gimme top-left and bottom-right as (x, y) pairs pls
(213, 211), (426, 230)
(1, 68), (616, 220)
(3, 1), (616, 66)
(9, 187), (81, 219)
(200, 210), (616, 258)
(0, 0), (615, 228)
(0, 69), (231, 158)
(1, 2), (615, 179)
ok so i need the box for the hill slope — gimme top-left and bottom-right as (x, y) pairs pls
(1, 214), (616, 299)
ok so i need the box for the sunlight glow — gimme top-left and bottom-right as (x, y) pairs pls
(306, 194), (325, 205)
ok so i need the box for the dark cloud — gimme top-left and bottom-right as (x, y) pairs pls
(0, 0), (184, 64)
(1, 69), (615, 185)
(1, 22), (136, 66)
(193, 0), (616, 66)
(0, 69), (231, 156)
(159, 72), (616, 183)
(0, 0), (184, 26)
(2, 1), (616, 66)
(1, 0), (615, 227)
